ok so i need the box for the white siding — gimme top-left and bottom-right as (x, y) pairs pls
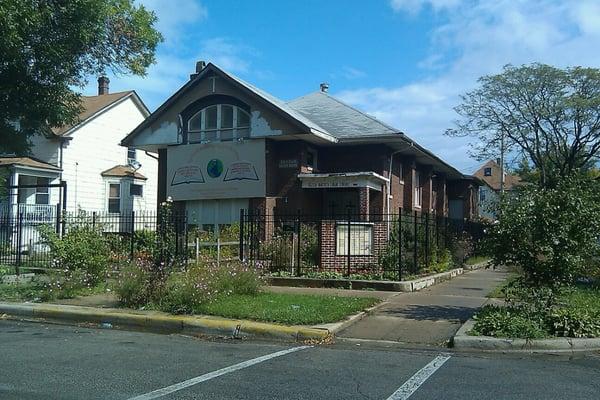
(61, 97), (158, 212)
(29, 135), (61, 166)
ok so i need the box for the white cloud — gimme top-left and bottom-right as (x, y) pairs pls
(389, 0), (462, 14)
(199, 38), (258, 74)
(339, 0), (600, 172)
(341, 66), (366, 80)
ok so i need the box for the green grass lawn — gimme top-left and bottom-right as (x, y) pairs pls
(0, 281), (108, 302)
(195, 292), (379, 325)
(464, 255), (491, 265)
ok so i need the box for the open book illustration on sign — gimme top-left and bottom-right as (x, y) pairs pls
(223, 161), (259, 181)
(171, 165), (205, 186)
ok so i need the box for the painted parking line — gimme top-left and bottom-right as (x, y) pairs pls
(386, 354), (451, 400)
(127, 345), (312, 400)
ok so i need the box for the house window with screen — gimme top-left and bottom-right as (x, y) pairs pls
(108, 183), (121, 213)
(336, 223), (373, 256)
(414, 171), (422, 208)
(187, 104), (251, 143)
(35, 177), (49, 205)
(484, 167), (492, 176)
(130, 183), (143, 197)
(127, 147), (137, 164)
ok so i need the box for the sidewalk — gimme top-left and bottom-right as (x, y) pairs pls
(338, 267), (509, 346)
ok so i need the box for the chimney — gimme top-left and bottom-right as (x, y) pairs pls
(190, 60), (207, 80)
(98, 76), (109, 95)
(320, 82), (329, 93)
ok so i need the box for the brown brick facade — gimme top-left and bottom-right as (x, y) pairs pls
(319, 219), (389, 271)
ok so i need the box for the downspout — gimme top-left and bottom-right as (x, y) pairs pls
(144, 151), (159, 161)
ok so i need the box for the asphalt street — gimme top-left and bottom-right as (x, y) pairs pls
(1, 319), (599, 400)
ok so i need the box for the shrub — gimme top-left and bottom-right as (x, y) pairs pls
(547, 309), (600, 338)
(487, 176), (600, 288)
(40, 225), (110, 285)
(300, 224), (319, 267)
(471, 305), (548, 339)
(161, 262), (264, 314)
(114, 260), (157, 307)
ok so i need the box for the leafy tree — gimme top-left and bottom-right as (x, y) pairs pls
(487, 176), (600, 289)
(447, 64), (600, 187)
(0, 0), (162, 155)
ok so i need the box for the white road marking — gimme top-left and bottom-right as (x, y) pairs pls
(127, 345), (312, 400)
(386, 354), (451, 400)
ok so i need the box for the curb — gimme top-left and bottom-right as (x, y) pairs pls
(452, 319), (600, 353)
(0, 302), (330, 342)
(268, 268), (465, 293)
(316, 294), (398, 335)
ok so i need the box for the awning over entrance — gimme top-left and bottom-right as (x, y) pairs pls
(297, 171), (389, 191)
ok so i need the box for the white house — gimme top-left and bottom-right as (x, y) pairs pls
(0, 77), (158, 217)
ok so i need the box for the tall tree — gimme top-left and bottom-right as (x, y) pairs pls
(0, 0), (162, 155)
(447, 64), (600, 187)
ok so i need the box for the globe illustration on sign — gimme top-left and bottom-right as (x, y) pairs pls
(207, 159), (224, 178)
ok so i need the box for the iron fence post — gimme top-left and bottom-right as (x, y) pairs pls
(55, 204), (61, 235)
(249, 209), (254, 262)
(16, 212), (23, 275)
(239, 208), (245, 262)
(346, 211), (351, 277)
(425, 212), (430, 269)
(413, 210), (418, 274)
(398, 207), (402, 281)
(130, 210), (135, 261)
(296, 209), (302, 277)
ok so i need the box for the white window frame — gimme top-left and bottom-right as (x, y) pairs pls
(414, 171), (422, 208)
(336, 222), (373, 256)
(130, 182), (144, 197)
(107, 181), (121, 214)
(187, 104), (251, 143)
(35, 177), (50, 205)
(127, 147), (137, 164)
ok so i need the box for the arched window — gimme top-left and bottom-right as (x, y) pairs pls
(187, 104), (251, 143)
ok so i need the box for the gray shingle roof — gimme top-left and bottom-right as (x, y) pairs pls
(287, 92), (402, 139)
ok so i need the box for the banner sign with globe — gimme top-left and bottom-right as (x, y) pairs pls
(167, 139), (265, 200)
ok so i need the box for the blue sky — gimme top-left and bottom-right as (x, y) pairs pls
(87, 0), (600, 173)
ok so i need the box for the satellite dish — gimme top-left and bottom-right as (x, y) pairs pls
(129, 159), (142, 170)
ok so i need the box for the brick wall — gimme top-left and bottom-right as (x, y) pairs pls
(319, 219), (388, 270)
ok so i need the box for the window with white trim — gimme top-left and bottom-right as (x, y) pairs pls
(108, 183), (121, 213)
(336, 223), (373, 256)
(187, 104), (251, 143)
(414, 171), (422, 208)
(127, 147), (137, 164)
(35, 177), (49, 205)
(130, 183), (143, 197)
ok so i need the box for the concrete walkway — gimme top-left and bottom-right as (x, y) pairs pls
(338, 267), (509, 346)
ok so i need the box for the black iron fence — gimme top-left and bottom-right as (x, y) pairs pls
(0, 207), (188, 273)
(240, 208), (486, 281)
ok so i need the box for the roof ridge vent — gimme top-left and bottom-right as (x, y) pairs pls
(320, 82), (329, 93)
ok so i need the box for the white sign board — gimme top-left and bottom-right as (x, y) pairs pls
(167, 140), (265, 201)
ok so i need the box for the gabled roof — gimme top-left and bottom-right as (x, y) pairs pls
(473, 160), (523, 191)
(101, 165), (147, 180)
(0, 156), (61, 171)
(52, 91), (149, 137)
(287, 92), (401, 139)
(121, 63), (335, 146)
